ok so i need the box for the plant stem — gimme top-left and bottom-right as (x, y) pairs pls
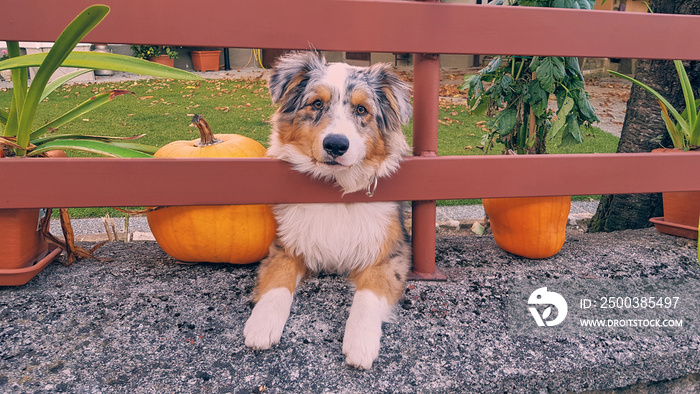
(515, 58), (526, 80)
(192, 114), (222, 147)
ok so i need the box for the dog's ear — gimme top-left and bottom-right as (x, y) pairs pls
(268, 51), (325, 112)
(367, 63), (413, 131)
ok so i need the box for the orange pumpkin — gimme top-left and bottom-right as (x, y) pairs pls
(482, 196), (571, 259)
(146, 115), (276, 264)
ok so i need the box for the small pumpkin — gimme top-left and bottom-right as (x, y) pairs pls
(483, 196), (571, 259)
(146, 115), (276, 264)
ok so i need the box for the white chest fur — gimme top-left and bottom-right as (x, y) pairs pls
(273, 202), (398, 274)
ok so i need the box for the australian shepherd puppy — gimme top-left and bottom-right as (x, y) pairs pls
(243, 51), (412, 370)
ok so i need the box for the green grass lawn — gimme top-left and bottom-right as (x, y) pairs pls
(0, 77), (619, 217)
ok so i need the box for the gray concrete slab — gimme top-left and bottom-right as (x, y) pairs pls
(1, 228), (699, 392)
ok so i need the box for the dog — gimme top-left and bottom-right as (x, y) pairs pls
(243, 51), (412, 370)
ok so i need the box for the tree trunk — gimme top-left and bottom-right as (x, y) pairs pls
(588, 0), (700, 232)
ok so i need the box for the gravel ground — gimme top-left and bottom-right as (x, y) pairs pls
(2, 228), (699, 393)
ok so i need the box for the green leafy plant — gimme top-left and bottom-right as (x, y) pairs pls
(609, 61), (699, 151)
(130, 45), (179, 60)
(0, 5), (201, 157)
(462, 0), (600, 154)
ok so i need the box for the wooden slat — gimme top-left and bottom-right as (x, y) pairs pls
(2, 153), (700, 209)
(1, 0), (700, 60)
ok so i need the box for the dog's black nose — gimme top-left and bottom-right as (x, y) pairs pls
(323, 134), (350, 158)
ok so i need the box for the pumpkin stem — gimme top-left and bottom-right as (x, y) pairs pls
(192, 114), (222, 147)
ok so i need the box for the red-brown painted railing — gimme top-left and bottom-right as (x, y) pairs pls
(3, 153), (700, 207)
(2, 0), (700, 278)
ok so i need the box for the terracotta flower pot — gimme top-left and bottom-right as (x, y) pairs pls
(483, 196), (571, 259)
(0, 209), (47, 270)
(0, 208), (61, 286)
(149, 55), (175, 67)
(649, 148), (700, 239)
(190, 50), (221, 72)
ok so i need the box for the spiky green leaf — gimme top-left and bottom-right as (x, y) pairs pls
(15, 5), (111, 152)
(608, 70), (687, 134)
(40, 69), (93, 102)
(28, 139), (153, 158)
(30, 90), (135, 138)
(0, 51), (203, 81)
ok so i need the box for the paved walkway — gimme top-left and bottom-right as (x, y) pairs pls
(52, 201), (599, 242)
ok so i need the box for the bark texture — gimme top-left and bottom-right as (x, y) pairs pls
(588, 0), (700, 232)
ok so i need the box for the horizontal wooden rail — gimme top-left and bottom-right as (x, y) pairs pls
(2, 153), (700, 209)
(2, 0), (700, 60)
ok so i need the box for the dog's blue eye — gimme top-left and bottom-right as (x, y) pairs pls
(312, 99), (324, 110)
(355, 105), (368, 116)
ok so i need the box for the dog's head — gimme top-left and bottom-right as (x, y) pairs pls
(267, 51), (411, 194)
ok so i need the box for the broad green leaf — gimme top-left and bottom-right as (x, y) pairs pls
(526, 80), (548, 117)
(552, 0), (595, 9)
(481, 56), (502, 75)
(565, 57), (584, 80)
(550, 96), (575, 139)
(561, 114), (583, 146)
(460, 74), (479, 91)
(40, 69), (93, 102)
(16, 5), (110, 151)
(494, 108), (518, 135)
(470, 98), (490, 116)
(28, 139), (153, 158)
(0, 51), (203, 81)
(536, 57), (566, 93)
(499, 74), (514, 91)
(30, 90), (135, 138)
(575, 89), (599, 123)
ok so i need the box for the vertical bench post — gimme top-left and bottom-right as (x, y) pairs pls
(409, 52), (446, 281)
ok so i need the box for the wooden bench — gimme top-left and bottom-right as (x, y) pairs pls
(2, 0), (700, 278)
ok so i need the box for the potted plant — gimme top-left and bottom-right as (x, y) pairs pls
(462, 0), (600, 258)
(190, 49), (221, 72)
(609, 61), (700, 239)
(0, 5), (202, 285)
(130, 44), (179, 67)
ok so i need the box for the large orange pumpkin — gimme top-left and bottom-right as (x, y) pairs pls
(482, 196), (571, 259)
(146, 115), (276, 264)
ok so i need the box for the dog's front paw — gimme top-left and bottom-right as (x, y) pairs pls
(342, 290), (389, 370)
(243, 288), (293, 350)
(342, 328), (380, 370)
